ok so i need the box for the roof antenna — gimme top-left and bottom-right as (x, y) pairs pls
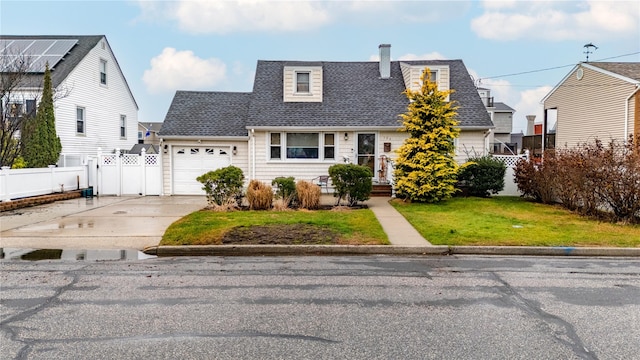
(583, 43), (598, 62)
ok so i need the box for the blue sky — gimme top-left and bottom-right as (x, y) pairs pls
(2, 0), (639, 133)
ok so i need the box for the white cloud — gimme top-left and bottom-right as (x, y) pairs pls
(135, 0), (468, 34)
(471, 1), (640, 41)
(143, 48), (227, 93)
(397, 52), (447, 61)
(368, 52), (447, 61)
(139, 0), (330, 34)
(513, 86), (553, 133)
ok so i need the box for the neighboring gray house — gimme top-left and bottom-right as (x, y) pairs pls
(159, 45), (494, 195)
(0, 35), (138, 166)
(477, 87), (516, 154)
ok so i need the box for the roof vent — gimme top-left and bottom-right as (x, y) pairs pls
(379, 44), (391, 79)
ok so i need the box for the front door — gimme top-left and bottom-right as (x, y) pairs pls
(357, 133), (376, 177)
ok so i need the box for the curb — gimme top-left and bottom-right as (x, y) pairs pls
(143, 245), (640, 257)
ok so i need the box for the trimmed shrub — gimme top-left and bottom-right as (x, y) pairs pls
(457, 155), (506, 197)
(196, 165), (244, 207)
(328, 163), (372, 206)
(246, 180), (273, 210)
(272, 176), (296, 207)
(296, 180), (321, 210)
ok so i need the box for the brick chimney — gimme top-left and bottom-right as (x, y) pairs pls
(379, 44), (391, 79)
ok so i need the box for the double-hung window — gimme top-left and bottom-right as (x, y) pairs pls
(296, 72), (310, 93)
(100, 59), (107, 85)
(76, 107), (85, 134)
(120, 115), (126, 138)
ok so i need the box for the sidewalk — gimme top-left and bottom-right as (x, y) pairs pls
(364, 197), (431, 246)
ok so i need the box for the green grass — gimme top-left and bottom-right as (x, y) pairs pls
(161, 208), (389, 246)
(391, 197), (640, 247)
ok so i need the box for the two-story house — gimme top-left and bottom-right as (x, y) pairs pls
(159, 45), (494, 195)
(477, 87), (516, 154)
(542, 62), (639, 149)
(0, 35), (138, 166)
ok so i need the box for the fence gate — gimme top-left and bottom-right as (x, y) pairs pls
(97, 149), (162, 196)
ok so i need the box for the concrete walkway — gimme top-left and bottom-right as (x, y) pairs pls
(364, 197), (432, 246)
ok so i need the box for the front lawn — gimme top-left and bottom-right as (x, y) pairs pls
(391, 197), (640, 247)
(161, 208), (389, 246)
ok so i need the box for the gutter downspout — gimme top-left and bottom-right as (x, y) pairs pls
(250, 128), (255, 180)
(625, 85), (640, 141)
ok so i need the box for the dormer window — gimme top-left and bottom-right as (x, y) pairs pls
(296, 72), (310, 93)
(283, 66), (323, 102)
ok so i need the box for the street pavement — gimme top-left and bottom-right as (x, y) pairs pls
(1, 255), (639, 359)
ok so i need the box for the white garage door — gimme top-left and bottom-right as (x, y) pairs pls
(172, 146), (231, 195)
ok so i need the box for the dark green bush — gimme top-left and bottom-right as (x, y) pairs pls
(196, 165), (244, 206)
(457, 155), (506, 197)
(272, 177), (296, 199)
(328, 164), (373, 206)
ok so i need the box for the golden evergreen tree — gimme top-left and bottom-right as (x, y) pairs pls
(394, 67), (460, 202)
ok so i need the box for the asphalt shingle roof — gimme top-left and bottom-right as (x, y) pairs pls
(160, 59), (493, 137)
(493, 102), (515, 112)
(588, 62), (640, 82)
(160, 91), (251, 137)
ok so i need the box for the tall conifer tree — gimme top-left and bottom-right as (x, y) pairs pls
(394, 67), (460, 202)
(22, 63), (62, 167)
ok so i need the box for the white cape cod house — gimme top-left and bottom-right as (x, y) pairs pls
(159, 45), (494, 195)
(0, 35), (138, 166)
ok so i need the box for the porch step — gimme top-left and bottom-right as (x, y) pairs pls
(371, 184), (392, 197)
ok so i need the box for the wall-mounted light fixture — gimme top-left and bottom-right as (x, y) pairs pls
(232, 146), (237, 155)
(344, 132), (349, 141)
(163, 144), (168, 154)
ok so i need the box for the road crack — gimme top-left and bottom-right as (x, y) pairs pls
(490, 272), (597, 360)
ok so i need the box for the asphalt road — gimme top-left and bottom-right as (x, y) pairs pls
(1, 255), (639, 359)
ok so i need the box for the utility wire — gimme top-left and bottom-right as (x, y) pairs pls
(478, 51), (640, 82)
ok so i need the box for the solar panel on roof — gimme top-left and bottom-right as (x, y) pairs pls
(0, 39), (78, 72)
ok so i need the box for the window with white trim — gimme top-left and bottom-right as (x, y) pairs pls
(296, 72), (310, 93)
(119, 115), (126, 138)
(324, 133), (335, 160)
(269, 132), (336, 160)
(99, 59), (107, 85)
(76, 107), (85, 134)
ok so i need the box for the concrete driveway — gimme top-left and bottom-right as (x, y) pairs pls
(0, 196), (207, 250)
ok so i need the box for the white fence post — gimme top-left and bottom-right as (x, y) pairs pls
(48, 165), (57, 193)
(116, 148), (122, 196)
(1, 166), (10, 202)
(141, 148), (147, 196)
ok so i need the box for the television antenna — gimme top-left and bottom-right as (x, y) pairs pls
(583, 43), (598, 62)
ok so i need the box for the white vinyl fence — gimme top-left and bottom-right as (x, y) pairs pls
(96, 148), (162, 196)
(1, 148), (162, 202)
(493, 153), (528, 196)
(0, 165), (88, 202)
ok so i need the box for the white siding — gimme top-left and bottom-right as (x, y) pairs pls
(545, 65), (636, 148)
(283, 66), (323, 102)
(400, 63), (450, 100)
(456, 130), (488, 162)
(54, 37), (138, 163)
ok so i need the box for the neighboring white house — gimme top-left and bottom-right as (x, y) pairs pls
(542, 61), (639, 149)
(0, 35), (138, 166)
(159, 44), (494, 195)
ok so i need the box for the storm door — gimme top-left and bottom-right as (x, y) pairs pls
(357, 133), (376, 177)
